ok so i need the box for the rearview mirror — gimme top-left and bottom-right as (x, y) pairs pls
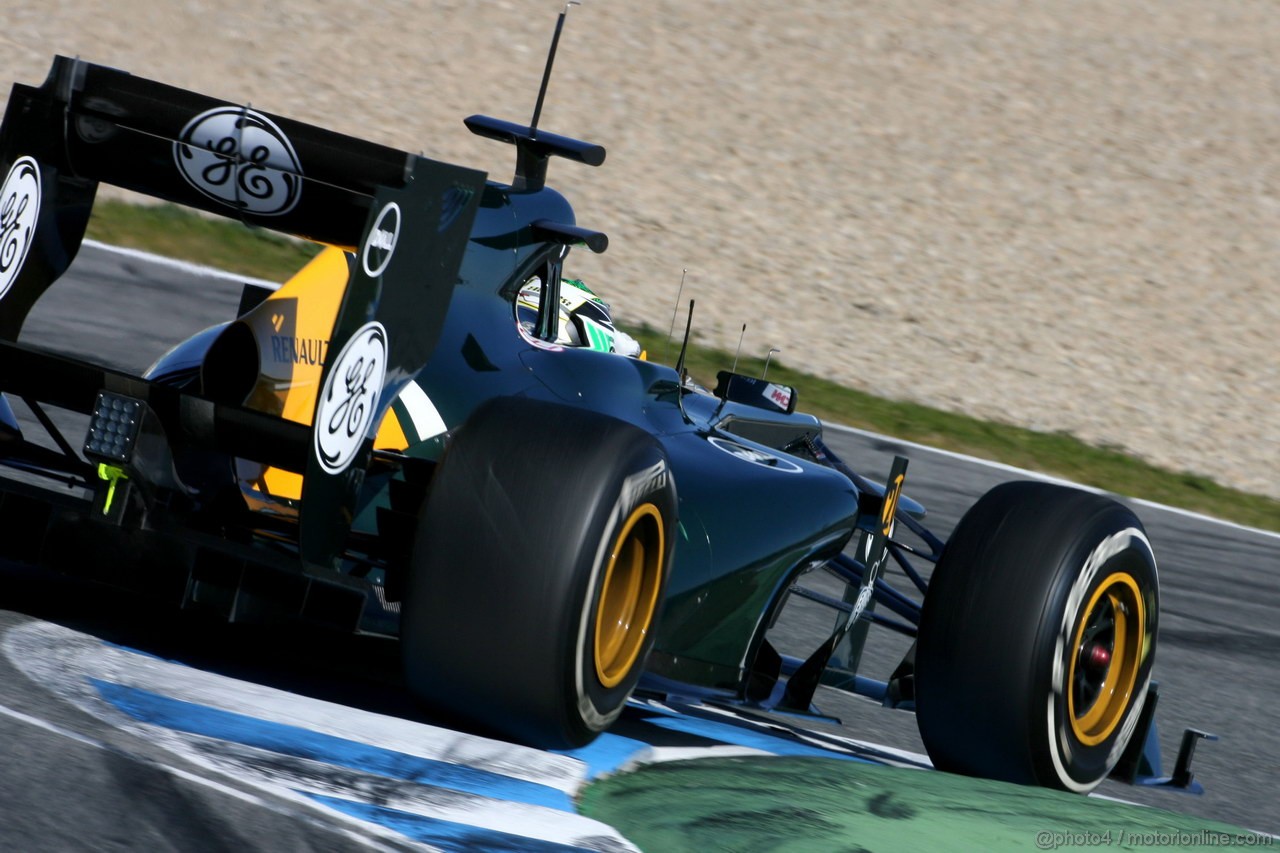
(713, 371), (798, 415)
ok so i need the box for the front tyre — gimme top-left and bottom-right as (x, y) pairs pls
(400, 397), (677, 749)
(915, 481), (1158, 792)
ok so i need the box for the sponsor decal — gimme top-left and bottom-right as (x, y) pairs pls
(174, 107), (302, 215)
(270, 335), (329, 366)
(764, 383), (792, 411)
(361, 202), (400, 278)
(880, 473), (904, 536)
(619, 460), (669, 514)
(847, 584), (875, 626)
(707, 436), (803, 473)
(314, 322), (387, 475)
(0, 156), (41, 300)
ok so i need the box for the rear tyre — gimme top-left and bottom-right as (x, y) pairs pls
(915, 481), (1158, 792)
(400, 397), (676, 749)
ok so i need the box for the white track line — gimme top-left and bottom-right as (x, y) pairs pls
(83, 239), (283, 290)
(825, 422), (1280, 541)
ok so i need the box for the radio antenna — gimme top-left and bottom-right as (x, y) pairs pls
(729, 323), (747, 373)
(663, 268), (688, 364)
(530, 2), (581, 135)
(675, 299), (696, 423)
(675, 300), (696, 376)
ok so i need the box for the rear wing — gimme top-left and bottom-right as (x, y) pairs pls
(0, 56), (487, 567)
(0, 56), (485, 336)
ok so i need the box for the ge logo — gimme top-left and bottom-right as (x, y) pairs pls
(314, 322), (387, 475)
(0, 156), (41, 301)
(174, 107), (302, 216)
(707, 435), (803, 473)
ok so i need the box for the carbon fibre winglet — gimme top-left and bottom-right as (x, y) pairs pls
(779, 455), (909, 712)
(1109, 681), (1218, 794)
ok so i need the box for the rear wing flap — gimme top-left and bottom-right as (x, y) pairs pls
(0, 56), (488, 568)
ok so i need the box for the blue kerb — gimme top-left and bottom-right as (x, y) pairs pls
(304, 793), (592, 852)
(90, 678), (574, 812)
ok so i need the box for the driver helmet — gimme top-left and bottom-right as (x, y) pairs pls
(516, 277), (642, 357)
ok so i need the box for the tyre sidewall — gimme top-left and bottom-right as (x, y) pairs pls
(569, 438), (676, 739)
(1035, 515), (1159, 791)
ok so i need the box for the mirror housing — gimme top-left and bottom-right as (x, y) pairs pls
(713, 371), (798, 415)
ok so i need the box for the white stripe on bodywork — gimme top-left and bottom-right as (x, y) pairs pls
(397, 380), (448, 441)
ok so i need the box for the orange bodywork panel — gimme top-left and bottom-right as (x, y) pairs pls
(235, 246), (409, 504)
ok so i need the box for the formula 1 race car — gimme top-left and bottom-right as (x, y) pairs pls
(0, 25), (1206, 795)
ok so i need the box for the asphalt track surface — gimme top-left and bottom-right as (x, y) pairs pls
(0, 242), (1275, 849)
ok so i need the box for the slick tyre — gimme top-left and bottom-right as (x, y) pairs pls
(914, 481), (1158, 792)
(400, 397), (677, 749)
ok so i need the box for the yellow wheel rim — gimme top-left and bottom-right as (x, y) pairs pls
(1068, 572), (1145, 746)
(594, 502), (665, 689)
